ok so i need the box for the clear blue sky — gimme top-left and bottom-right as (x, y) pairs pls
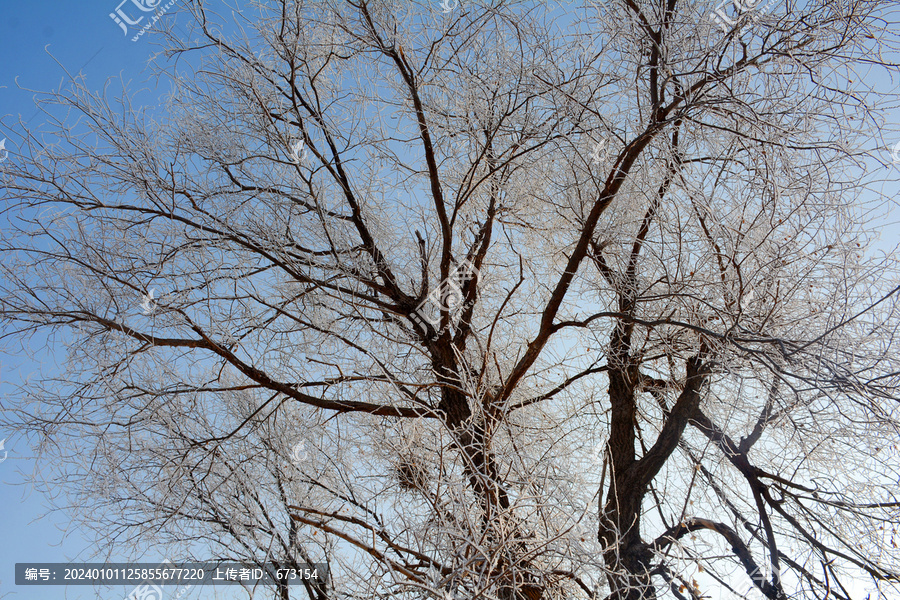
(0, 3), (244, 599)
(1, 2), (164, 597)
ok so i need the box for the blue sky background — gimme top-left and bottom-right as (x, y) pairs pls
(0, 1), (898, 599)
(0, 1), (167, 596)
(0, 3), (246, 599)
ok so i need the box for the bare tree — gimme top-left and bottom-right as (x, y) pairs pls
(3, 0), (900, 599)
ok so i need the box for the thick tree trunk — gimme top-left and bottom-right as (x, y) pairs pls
(600, 317), (709, 599)
(600, 503), (656, 600)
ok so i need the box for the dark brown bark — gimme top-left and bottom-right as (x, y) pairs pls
(600, 347), (710, 600)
